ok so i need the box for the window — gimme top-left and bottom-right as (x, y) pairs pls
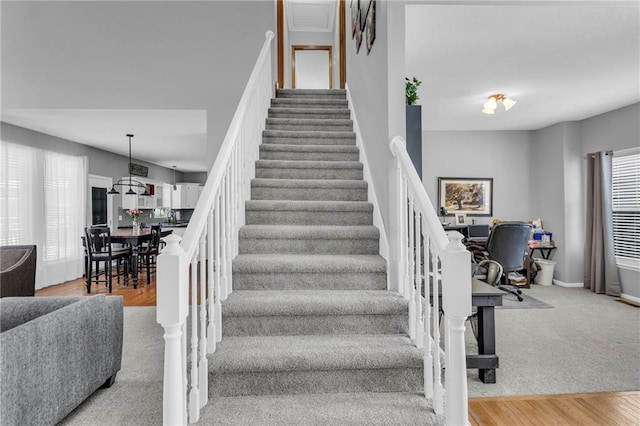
(0, 141), (87, 288)
(612, 150), (640, 266)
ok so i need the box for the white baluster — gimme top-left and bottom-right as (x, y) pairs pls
(214, 194), (222, 342)
(423, 232), (434, 399)
(181, 322), (187, 425)
(198, 234), (208, 407)
(188, 252), (200, 423)
(408, 195), (416, 342)
(396, 164), (405, 296)
(207, 208), (216, 354)
(414, 210), (424, 349)
(402, 177), (409, 299)
(432, 252), (443, 414)
(220, 175), (228, 301)
(225, 165), (232, 295)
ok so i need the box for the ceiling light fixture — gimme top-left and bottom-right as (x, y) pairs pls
(482, 94), (517, 115)
(172, 166), (177, 191)
(107, 134), (150, 196)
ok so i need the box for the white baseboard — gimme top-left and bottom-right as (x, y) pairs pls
(552, 279), (583, 288)
(621, 293), (640, 304)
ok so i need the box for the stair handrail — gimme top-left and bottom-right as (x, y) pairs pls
(390, 136), (472, 426)
(156, 30), (274, 425)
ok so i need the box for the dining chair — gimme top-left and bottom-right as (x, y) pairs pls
(138, 224), (162, 283)
(84, 227), (131, 293)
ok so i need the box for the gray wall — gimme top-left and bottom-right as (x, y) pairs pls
(420, 103), (639, 298)
(1, 1), (275, 169)
(1, 122), (183, 228)
(346, 0), (392, 230)
(530, 122), (583, 284)
(422, 130), (532, 224)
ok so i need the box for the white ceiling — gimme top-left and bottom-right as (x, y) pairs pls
(2, 109), (208, 172)
(406, 3), (640, 131)
(1, 1), (638, 171)
(286, 0), (336, 32)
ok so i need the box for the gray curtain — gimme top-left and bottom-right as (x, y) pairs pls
(584, 152), (621, 296)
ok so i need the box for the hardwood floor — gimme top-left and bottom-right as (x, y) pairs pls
(35, 272), (157, 306)
(37, 276), (640, 424)
(469, 392), (640, 425)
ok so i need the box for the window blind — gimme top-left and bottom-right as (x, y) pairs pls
(612, 151), (640, 261)
(1, 141), (87, 288)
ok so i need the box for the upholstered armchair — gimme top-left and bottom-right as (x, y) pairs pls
(0, 245), (37, 297)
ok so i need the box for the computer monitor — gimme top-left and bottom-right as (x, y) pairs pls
(466, 224), (490, 242)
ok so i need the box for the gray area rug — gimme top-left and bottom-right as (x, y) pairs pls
(498, 291), (553, 309)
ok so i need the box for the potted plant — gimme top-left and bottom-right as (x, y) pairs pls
(405, 77), (422, 105)
(405, 77), (423, 178)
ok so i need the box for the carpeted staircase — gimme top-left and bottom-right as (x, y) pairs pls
(204, 89), (442, 425)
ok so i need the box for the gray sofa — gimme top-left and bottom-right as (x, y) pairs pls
(0, 245), (37, 297)
(0, 295), (123, 426)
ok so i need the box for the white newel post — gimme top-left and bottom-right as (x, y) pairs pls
(441, 231), (472, 426)
(156, 234), (189, 426)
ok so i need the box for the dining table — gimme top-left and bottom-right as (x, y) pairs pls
(110, 228), (173, 289)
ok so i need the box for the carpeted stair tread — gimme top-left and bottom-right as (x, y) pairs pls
(222, 290), (406, 317)
(259, 143), (360, 161)
(251, 178), (367, 190)
(206, 392), (443, 425)
(251, 178), (368, 201)
(245, 200), (373, 225)
(266, 118), (354, 132)
(256, 159), (362, 170)
(239, 224), (379, 240)
(277, 89), (346, 98)
(268, 107), (351, 119)
(260, 144), (359, 154)
(255, 160), (363, 180)
(271, 97), (349, 108)
(209, 334), (422, 373)
(262, 130), (356, 145)
(233, 254), (386, 274)
(246, 200), (372, 213)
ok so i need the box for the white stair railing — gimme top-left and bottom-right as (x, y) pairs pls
(156, 31), (274, 425)
(390, 136), (472, 426)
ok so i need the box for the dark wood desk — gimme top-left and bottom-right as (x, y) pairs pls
(110, 229), (172, 289)
(529, 245), (556, 260)
(467, 278), (504, 384)
(429, 278), (504, 384)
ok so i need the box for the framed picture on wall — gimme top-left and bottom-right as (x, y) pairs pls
(351, 0), (360, 39)
(454, 212), (467, 226)
(438, 177), (493, 216)
(365, 0), (376, 55)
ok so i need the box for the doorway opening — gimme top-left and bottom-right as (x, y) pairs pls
(88, 175), (113, 230)
(291, 45), (333, 89)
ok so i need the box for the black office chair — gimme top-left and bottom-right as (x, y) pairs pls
(84, 227), (131, 293)
(469, 221), (532, 302)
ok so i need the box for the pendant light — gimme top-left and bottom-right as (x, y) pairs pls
(107, 134), (150, 196)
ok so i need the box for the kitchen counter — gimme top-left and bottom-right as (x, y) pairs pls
(161, 222), (188, 228)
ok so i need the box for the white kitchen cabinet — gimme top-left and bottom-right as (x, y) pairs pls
(171, 183), (201, 209)
(121, 178), (159, 210)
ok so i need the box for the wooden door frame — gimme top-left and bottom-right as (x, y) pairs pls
(277, 0), (346, 89)
(291, 45), (334, 89)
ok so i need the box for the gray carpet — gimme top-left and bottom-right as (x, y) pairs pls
(59, 285), (640, 425)
(466, 284), (640, 397)
(498, 292), (553, 309)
